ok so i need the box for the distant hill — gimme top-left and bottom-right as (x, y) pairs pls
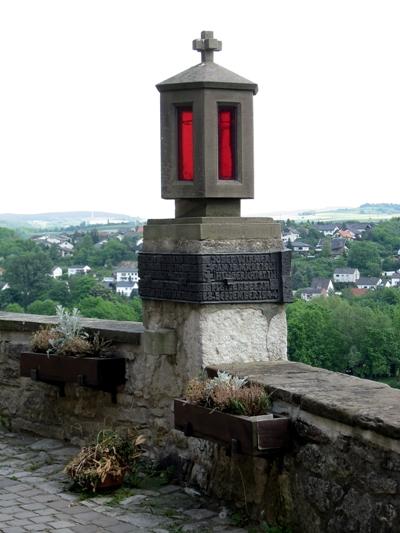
(268, 203), (400, 222)
(0, 211), (141, 229)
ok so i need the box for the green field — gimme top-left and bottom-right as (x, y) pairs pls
(294, 210), (398, 223)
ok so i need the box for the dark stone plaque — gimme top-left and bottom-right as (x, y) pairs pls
(138, 251), (292, 304)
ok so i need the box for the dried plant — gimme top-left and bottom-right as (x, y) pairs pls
(30, 307), (113, 358)
(86, 331), (113, 358)
(31, 327), (61, 353)
(64, 429), (145, 492)
(185, 378), (207, 404)
(184, 371), (270, 417)
(57, 336), (92, 356)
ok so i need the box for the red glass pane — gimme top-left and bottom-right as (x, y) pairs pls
(218, 108), (236, 180)
(178, 108), (193, 181)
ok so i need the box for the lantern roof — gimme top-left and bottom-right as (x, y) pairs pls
(156, 31), (258, 95)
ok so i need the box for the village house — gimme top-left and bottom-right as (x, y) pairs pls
(113, 267), (139, 283)
(282, 228), (300, 244)
(337, 229), (355, 240)
(299, 278), (334, 301)
(356, 277), (381, 290)
(312, 278), (334, 293)
(51, 266), (63, 279)
(345, 222), (372, 238)
(292, 240), (311, 253)
(115, 281), (138, 297)
(333, 267), (360, 284)
(389, 273), (400, 287)
(58, 242), (74, 257)
(299, 287), (323, 301)
(314, 223), (339, 236)
(67, 265), (91, 277)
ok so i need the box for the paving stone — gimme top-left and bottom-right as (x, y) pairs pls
(6, 518), (32, 527)
(32, 514), (57, 524)
(107, 524), (136, 533)
(21, 503), (47, 511)
(32, 494), (59, 503)
(30, 439), (64, 451)
(119, 494), (148, 505)
(51, 520), (76, 529)
(0, 430), (241, 533)
(118, 511), (168, 528)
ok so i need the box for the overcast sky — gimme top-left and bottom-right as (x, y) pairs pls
(1, 1), (399, 219)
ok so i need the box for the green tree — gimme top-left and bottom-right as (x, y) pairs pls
(27, 299), (58, 315)
(3, 251), (52, 307)
(347, 241), (381, 276)
(4, 303), (24, 313)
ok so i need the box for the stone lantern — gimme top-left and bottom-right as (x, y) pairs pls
(139, 31), (291, 366)
(157, 31), (257, 218)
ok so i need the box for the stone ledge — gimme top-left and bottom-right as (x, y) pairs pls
(0, 312), (144, 345)
(207, 361), (400, 441)
(144, 216), (281, 241)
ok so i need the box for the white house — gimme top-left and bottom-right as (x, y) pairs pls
(311, 278), (334, 293)
(356, 277), (381, 290)
(282, 228), (300, 244)
(389, 273), (400, 287)
(59, 242), (74, 257)
(300, 288), (323, 301)
(51, 266), (63, 279)
(113, 268), (139, 283)
(315, 224), (339, 236)
(68, 265), (91, 277)
(300, 278), (334, 301)
(292, 241), (311, 253)
(116, 281), (138, 297)
(333, 268), (360, 283)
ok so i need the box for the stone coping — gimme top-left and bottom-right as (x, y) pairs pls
(0, 312), (144, 345)
(207, 361), (400, 441)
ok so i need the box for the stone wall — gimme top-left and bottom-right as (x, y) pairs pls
(1, 312), (400, 532)
(201, 361), (400, 532)
(0, 312), (181, 450)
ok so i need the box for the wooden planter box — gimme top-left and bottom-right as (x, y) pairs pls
(20, 352), (126, 402)
(174, 399), (290, 456)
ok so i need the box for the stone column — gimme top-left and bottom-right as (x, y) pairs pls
(141, 216), (288, 373)
(139, 31), (291, 378)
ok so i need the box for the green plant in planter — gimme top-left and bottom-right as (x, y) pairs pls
(64, 429), (145, 492)
(31, 305), (112, 357)
(185, 371), (270, 416)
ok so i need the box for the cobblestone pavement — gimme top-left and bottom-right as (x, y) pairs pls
(0, 429), (248, 533)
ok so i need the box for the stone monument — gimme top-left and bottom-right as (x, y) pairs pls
(139, 31), (291, 369)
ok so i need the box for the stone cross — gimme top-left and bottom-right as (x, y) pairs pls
(192, 31), (222, 63)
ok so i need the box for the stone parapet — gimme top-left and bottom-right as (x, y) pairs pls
(2, 314), (398, 531)
(0, 312), (178, 447)
(201, 361), (400, 531)
(208, 361), (400, 443)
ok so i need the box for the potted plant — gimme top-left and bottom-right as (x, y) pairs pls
(20, 306), (126, 402)
(174, 371), (290, 455)
(65, 429), (145, 492)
